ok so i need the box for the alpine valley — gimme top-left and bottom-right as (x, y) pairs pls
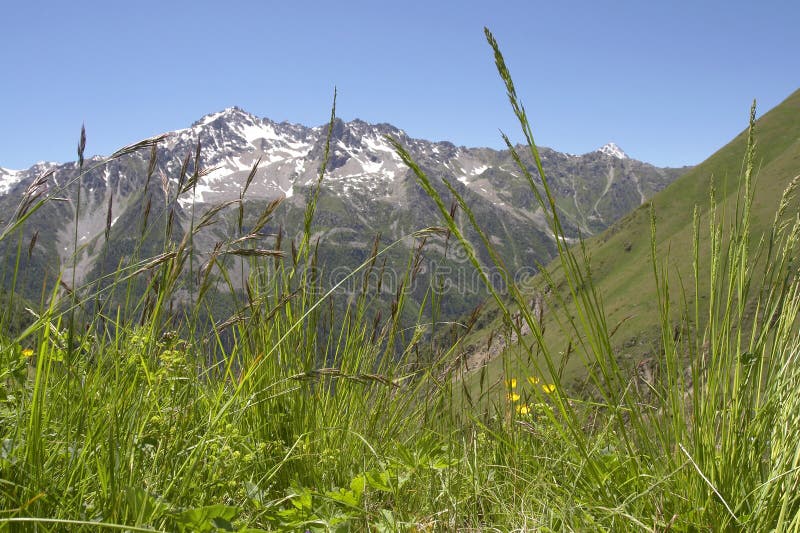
(0, 107), (688, 333)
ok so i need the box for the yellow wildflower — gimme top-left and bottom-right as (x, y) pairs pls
(507, 392), (521, 402)
(527, 376), (539, 386)
(542, 383), (556, 394)
(21, 348), (34, 358)
(505, 378), (517, 389)
(516, 404), (530, 415)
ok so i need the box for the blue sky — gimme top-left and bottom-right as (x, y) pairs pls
(1, 0), (797, 169)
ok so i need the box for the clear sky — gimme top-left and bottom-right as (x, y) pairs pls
(1, 0), (797, 169)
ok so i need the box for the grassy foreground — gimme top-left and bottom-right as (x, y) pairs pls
(2, 30), (800, 531)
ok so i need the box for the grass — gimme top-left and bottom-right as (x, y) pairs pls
(1, 29), (799, 531)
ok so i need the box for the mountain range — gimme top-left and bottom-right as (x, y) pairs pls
(0, 107), (688, 329)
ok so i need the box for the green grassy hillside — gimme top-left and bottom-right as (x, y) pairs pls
(465, 87), (800, 390)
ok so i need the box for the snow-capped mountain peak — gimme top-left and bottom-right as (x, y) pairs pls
(194, 106), (253, 127)
(597, 142), (628, 160)
(164, 107), (318, 207)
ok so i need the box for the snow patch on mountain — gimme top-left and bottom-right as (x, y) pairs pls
(0, 168), (22, 194)
(597, 142), (628, 159)
(360, 157), (383, 174)
(363, 135), (401, 161)
(240, 121), (280, 143)
(470, 164), (488, 176)
(197, 109), (229, 126)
